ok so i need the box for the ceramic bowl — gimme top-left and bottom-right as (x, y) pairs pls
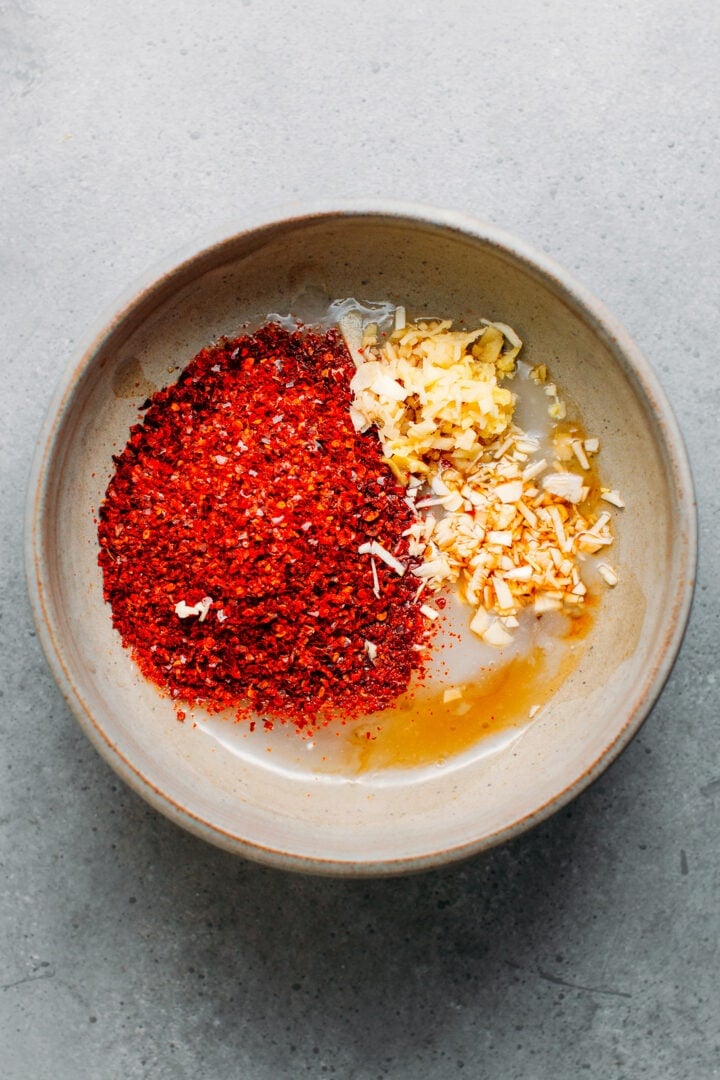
(26, 202), (696, 875)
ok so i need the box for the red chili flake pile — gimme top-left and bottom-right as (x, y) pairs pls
(98, 323), (429, 731)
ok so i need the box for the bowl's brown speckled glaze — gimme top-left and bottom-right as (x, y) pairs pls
(26, 202), (696, 876)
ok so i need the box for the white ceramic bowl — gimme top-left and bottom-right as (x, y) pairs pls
(26, 202), (696, 875)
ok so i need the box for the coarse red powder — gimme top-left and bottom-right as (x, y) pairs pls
(98, 323), (430, 731)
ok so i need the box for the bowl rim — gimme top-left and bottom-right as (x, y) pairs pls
(25, 198), (698, 876)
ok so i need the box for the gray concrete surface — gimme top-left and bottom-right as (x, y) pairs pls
(2, 1), (718, 1077)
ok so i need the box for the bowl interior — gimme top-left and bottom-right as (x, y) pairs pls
(29, 210), (694, 873)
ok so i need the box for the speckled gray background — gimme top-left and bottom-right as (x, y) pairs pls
(2, 1), (718, 1078)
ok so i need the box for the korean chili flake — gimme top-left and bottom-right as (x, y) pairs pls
(97, 323), (429, 731)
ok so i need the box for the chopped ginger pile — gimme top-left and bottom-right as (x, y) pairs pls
(345, 311), (621, 647)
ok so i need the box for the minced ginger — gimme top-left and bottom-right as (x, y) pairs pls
(346, 312), (620, 647)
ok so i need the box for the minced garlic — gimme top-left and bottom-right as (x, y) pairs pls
(349, 318), (521, 483)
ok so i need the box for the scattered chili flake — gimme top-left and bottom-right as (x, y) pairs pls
(98, 324), (429, 731)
